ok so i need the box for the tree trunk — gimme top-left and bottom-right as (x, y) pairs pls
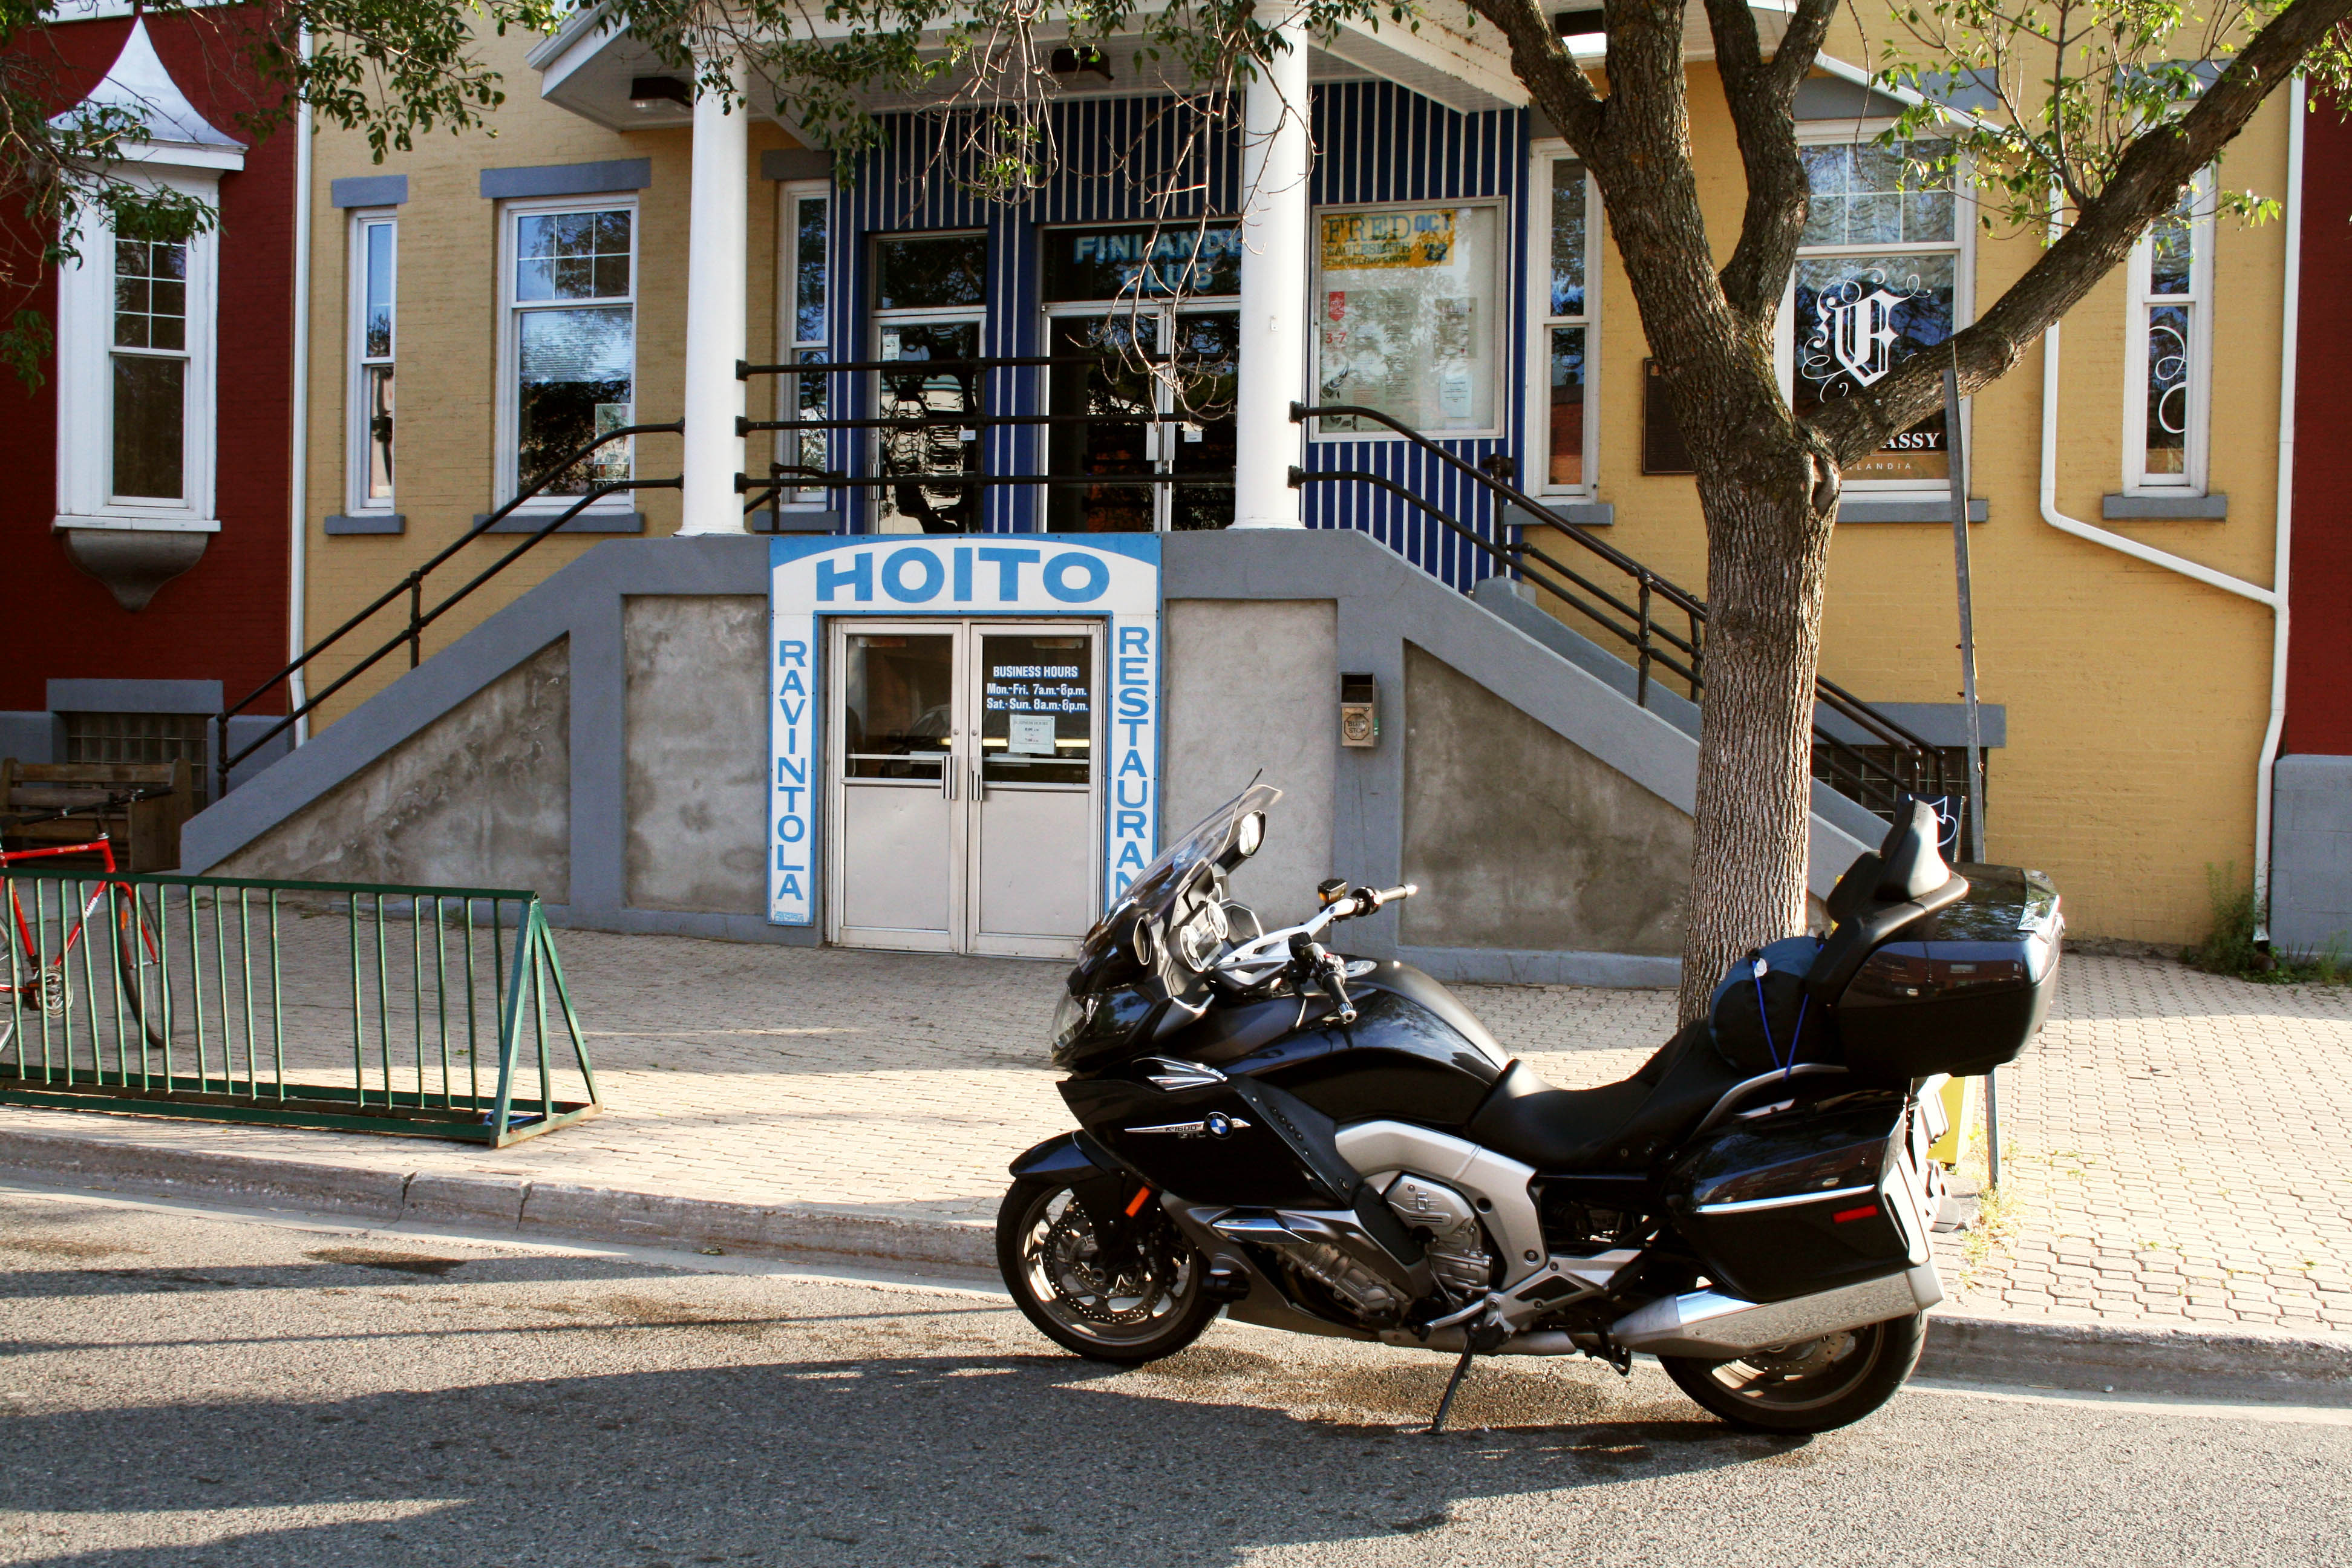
(1675, 407), (1838, 1022)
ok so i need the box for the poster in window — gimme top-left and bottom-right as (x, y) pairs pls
(1319, 209), (1458, 270)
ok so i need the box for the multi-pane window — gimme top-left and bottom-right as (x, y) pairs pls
(2128, 180), (2211, 491)
(62, 711), (211, 808)
(505, 202), (635, 499)
(1313, 202), (1503, 437)
(872, 232), (987, 532)
(111, 237), (189, 501)
(1791, 140), (1961, 485)
(351, 214), (396, 508)
(779, 186), (830, 506)
(1538, 156), (1596, 490)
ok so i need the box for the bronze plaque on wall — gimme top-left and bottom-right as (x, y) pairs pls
(1642, 359), (1695, 475)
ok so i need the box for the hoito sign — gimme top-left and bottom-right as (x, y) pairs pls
(766, 534), (1162, 927)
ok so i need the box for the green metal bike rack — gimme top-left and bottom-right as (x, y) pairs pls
(0, 869), (598, 1147)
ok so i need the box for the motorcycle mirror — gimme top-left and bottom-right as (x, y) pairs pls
(1234, 812), (1265, 860)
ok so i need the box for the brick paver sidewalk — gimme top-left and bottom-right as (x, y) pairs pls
(3, 929), (2346, 1335)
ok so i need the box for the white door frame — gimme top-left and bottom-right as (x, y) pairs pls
(825, 614), (1106, 957)
(825, 618), (967, 952)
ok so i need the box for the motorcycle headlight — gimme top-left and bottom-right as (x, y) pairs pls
(1051, 990), (1098, 1054)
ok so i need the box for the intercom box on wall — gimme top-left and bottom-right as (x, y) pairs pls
(1340, 672), (1378, 748)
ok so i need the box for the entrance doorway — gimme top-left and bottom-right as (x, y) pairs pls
(827, 619), (1102, 957)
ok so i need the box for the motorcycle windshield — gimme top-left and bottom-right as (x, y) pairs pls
(1110, 783), (1282, 924)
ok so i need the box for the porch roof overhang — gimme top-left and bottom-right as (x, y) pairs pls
(523, 1), (1797, 137)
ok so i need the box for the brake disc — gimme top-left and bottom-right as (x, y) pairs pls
(1742, 1330), (1854, 1377)
(1041, 1209), (1165, 1326)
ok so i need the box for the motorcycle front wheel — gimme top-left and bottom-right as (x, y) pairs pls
(995, 1175), (1218, 1365)
(1659, 1311), (1926, 1434)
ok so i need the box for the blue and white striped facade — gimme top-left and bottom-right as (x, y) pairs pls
(804, 80), (1531, 592)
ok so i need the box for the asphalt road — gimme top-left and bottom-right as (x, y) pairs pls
(0, 1184), (2345, 1567)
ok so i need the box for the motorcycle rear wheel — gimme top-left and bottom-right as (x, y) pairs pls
(996, 1175), (1218, 1365)
(1659, 1311), (1925, 1434)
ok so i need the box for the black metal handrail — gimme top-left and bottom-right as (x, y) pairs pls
(737, 351), (1233, 377)
(1290, 401), (1960, 833)
(215, 422), (685, 803)
(737, 346), (1241, 533)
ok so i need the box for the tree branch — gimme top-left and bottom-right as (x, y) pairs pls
(1463, 0), (1609, 155)
(1806, 0), (2352, 465)
(1707, 0), (1838, 318)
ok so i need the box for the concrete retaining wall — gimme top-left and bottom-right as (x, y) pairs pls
(623, 595), (768, 915)
(1400, 644), (1689, 957)
(214, 640), (573, 898)
(1162, 598), (1338, 932)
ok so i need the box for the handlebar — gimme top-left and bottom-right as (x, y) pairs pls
(1324, 883), (1417, 920)
(1211, 883), (1421, 990)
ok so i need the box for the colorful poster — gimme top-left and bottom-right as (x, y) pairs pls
(1320, 209), (1458, 270)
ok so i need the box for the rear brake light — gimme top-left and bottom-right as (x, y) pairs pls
(1832, 1204), (1880, 1224)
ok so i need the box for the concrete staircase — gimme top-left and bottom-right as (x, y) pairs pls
(183, 529), (1879, 985)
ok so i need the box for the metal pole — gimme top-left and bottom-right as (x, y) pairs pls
(1944, 364), (1988, 860)
(1944, 364), (1998, 1187)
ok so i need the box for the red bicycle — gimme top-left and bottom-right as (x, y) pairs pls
(0, 832), (167, 1054)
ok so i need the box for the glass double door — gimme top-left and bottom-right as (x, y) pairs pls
(1045, 309), (1238, 532)
(828, 619), (1102, 958)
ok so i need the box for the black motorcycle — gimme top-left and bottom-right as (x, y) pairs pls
(997, 786), (2060, 1433)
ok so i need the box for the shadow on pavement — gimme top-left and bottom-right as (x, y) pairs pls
(0, 1344), (1800, 1566)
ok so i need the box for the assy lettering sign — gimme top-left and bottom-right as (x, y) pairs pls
(766, 535), (1161, 928)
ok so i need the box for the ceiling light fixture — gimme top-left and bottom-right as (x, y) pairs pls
(629, 75), (692, 113)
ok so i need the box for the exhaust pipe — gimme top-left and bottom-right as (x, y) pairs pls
(1609, 1265), (1942, 1359)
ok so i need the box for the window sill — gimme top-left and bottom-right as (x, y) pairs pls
(52, 512), (221, 534)
(1504, 499), (1614, 528)
(751, 509), (841, 535)
(1834, 497), (1987, 524)
(324, 513), (405, 535)
(473, 510), (645, 535)
(2103, 492), (2227, 520)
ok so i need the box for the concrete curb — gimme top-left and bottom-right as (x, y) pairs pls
(5, 1124), (2347, 1405)
(0, 1125), (995, 1273)
(1919, 1312), (2352, 1406)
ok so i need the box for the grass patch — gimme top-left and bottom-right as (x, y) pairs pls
(2185, 865), (2348, 984)
(1958, 1177), (2020, 1292)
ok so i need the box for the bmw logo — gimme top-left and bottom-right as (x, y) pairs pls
(1204, 1112), (1235, 1138)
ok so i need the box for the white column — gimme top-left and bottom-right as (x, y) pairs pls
(1229, 19), (1310, 530)
(677, 52), (750, 536)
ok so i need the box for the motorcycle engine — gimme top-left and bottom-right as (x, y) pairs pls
(1279, 1242), (1410, 1325)
(1383, 1174), (1495, 1299)
(1255, 1176), (1497, 1330)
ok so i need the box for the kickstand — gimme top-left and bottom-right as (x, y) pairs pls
(1428, 1348), (1476, 1434)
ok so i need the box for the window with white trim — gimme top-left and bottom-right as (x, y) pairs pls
(348, 212), (396, 511)
(1788, 137), (1964, 487)
(1312, 200), (1504, 439)
(53, 175), (220, 528)
(110, 235), (192, 501)
(497, 198), (636, 505)
(2126, 178), (2212, 492)
(777, 182), (829, 507)
(1531, 152), (1597, 492)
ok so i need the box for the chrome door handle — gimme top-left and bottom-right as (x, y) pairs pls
(941, 759), (956, 800)
(971, 760), (985, 802)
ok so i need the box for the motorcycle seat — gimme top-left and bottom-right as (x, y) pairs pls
(1463, 1021), (1745, 1173)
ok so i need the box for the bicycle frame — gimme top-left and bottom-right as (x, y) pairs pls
(0, 834), (157, 998)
